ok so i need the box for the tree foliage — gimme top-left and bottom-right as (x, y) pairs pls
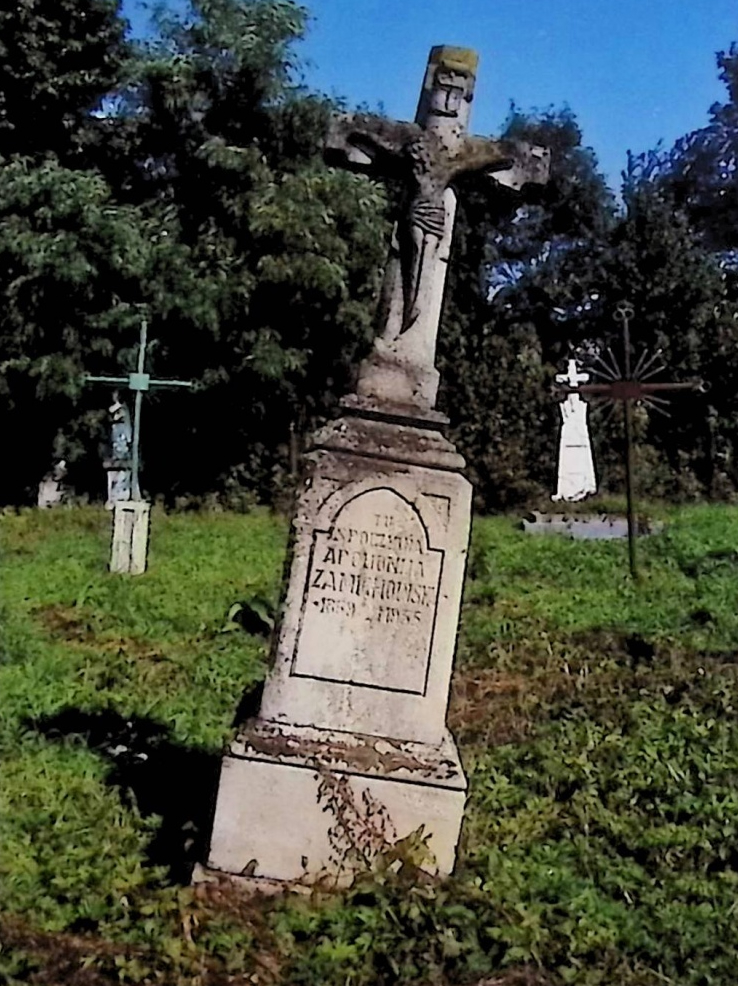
(0, 0), (388, 503)
(2, 2), (738, 508)
(437, 106), (616, 508)
(0, 0), (130, 160)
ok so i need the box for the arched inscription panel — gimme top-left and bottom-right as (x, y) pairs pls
(291, 487), (443, 694)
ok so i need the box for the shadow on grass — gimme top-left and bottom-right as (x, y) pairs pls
(232, 679), (264, 726)
(26, 708), (222, 884)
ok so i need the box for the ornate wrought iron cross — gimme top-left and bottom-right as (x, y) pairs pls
(85, 320), (194, 501)
(560, 303), (703, 579)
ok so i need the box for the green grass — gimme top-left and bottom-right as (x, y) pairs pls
(2, 504), (738, 984)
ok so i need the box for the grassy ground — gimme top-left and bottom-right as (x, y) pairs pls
(2, 504), (738, 985)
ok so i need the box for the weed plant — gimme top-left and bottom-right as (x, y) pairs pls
(2, 505), (738, 984)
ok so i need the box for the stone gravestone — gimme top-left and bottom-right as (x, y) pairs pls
(202, 46), (550, 886)
(37, 459), (69, 508)
(104, 392), (133, 509)
(552, 358), (597, 502)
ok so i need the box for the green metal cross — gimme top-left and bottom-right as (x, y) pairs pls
(85, 320), (194, 500)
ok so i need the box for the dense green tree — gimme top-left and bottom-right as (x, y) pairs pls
(4, 0), (737, 508)
(593, 154), (738, 498)
(98, 0), (388, 501)
(437, 106), (616, 508)
(0, 156), (210, 501)
(0, 0), (389, 503)
(661, 44), (738, 254)
(438, 87), (738, 507)
(0, 0), (130, 160)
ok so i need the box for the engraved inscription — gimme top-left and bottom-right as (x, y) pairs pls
(292, 488), (443, 693)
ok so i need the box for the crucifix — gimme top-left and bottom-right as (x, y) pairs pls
(85, 319), (194, 501)
(201, 45), (545, 892)
(559, 303), (704, 579)
(325, 45), (550, 413)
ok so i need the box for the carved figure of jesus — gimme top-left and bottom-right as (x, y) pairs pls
(326, 46), (550, 410)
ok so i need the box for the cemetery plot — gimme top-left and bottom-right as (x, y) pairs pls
(3, 505), (738, 985)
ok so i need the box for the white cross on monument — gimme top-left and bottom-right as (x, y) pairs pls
(552, 358), (597, 502)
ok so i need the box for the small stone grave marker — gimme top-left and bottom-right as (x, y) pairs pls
(37, 459), (69, 508)
(522, 511), (663, 540)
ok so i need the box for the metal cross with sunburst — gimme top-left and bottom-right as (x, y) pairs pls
(558, 303), (704, 579)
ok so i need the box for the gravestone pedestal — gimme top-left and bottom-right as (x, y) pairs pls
(105, 462), (133, 510)
(204, 406), (471, 884)
(110, 500), (150, 575)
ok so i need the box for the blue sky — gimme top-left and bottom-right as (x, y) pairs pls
(123, 0), (738, 192)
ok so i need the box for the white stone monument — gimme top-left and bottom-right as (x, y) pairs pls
(201, 46), (550, 888)
(37, 459), (68, 508)
(110, 500), (151, 575)
(552, 358), (597, 502)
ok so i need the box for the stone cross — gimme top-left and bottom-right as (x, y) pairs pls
(85, 320), (194, 501)
(200, 46), (549, 890)
(326, 45), (550, 412)
(556, 359), (589, 391)
(552, 358), (597, 502)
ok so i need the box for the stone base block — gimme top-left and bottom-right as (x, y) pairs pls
(205, 720), (467, 885)
(355, 349), (440, 411)
(110, 500), (150, 575)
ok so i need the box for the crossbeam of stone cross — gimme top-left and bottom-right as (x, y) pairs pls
(325, 46), (551, 412)
(85, 320), (194, 500)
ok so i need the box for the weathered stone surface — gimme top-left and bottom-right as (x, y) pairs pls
(206, 721), (466, 883)
(110, 500), (150, 574)
(204, 415), (471, 883)
(258, 419), (471, 746)
(201, 43), (545, 889)
(326, 46), (549, 414)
